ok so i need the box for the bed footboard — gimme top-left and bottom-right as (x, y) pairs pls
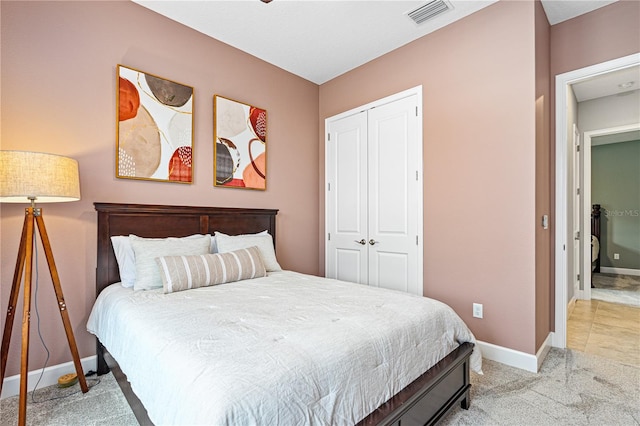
(358, 342), (474, 426)
(98, 339), (473, 426)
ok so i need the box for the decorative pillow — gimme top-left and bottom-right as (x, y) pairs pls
(111, 234), (212, 288)
(130, 234), (212, 291)
(215, 231), (281, 272)
(156, 246), (267, 294)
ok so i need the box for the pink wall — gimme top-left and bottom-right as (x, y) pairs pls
(0, 1), (319, 377)
(550, 0), (640, 76)
(320, 1), (539, 353)
(548, 0), (640, 329)
(535, 0), (551, 350)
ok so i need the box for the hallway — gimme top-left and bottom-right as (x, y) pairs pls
(567, 299), (640, 366)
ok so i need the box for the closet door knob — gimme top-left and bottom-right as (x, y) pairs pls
(354, 239), (366, 245)
(369, 239), (378, 245)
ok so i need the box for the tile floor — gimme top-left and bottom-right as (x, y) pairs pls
(567, 299), (640, 366)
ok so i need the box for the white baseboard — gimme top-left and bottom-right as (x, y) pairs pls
(600, 267), (640, 277)
(536, 334), (553, 372)
(477, 334), (552, 373)
(0, 356), (96, 400)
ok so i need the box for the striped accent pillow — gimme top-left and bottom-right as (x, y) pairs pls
(156, 246), (266, 294)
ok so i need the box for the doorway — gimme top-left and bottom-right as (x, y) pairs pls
(581, 124), (640, 302)
(554, 53), (640, 348)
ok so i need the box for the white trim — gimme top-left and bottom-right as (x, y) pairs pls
(600, 267), (640, 277)
(0, 356), (96, 400)
(324, 85), (424, 296)
(580, 125), (591, 300)
(536, 334), (553, 372)
(325, 86), (422, 122)
(554, 53), (640, 349)
(477, 334), (552, 373)
(572, 123), (582, 300)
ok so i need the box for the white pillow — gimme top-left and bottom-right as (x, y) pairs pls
(111, 236), (136, 288)
(215, 231), (281, 272)
(211, 230), (266, 253)
(111, 234), (213, 288)
(129, 234), (212, 291)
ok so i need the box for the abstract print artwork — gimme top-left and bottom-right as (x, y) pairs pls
(117, 65), (194, 183)
(214, 95), (266, 190)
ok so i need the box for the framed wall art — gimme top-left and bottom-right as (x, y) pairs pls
(116, 65), (194, 183)
(214, 95), (267, 190)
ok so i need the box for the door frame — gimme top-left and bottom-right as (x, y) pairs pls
(324, 85), (424, 295)
(572, 123), (581, 301)
(581, 123), (640, 299)
(553, 53), (640, 348)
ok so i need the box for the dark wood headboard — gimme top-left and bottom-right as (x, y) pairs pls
(591, 204), (601, 273)
(95, 203), (278, 295)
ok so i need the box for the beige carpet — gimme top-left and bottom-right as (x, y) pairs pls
(0, 373), (137, 426)
(2, 348), (639, 425)
(443, 348), (640, 425)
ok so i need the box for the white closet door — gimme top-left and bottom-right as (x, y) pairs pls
(326, 90), (422, 296)
(326, 111), (368, 284)
(367, 95), (420, 294)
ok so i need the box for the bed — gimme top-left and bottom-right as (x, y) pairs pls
(591, 204), (601, 283)
(89, 202), (481, 425)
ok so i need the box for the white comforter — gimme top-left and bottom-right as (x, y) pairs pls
(87, 271), (481, 425)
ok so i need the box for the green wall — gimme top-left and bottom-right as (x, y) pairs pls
(592, 140), (640, 270)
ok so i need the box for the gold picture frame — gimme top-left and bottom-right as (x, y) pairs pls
(116, 65), (194, 183)
(213, 95), (267, 190)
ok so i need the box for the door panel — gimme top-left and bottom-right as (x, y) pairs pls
(336, 249), (365, 285)
(326, 111), (368, 284)
(375, 251), (409, 293)
(336, 126), (363, 234)
(368, 96), (419, 294)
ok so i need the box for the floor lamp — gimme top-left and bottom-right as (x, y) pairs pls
(0, 150), (88, 426)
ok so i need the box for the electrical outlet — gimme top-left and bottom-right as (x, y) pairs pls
(614, 253), (620, 260)
(473, 303), (483, 319)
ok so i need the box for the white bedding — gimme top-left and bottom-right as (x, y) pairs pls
(87, 271), (481, 425)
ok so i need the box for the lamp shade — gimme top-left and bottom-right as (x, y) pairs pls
(0, 151), (81, 203)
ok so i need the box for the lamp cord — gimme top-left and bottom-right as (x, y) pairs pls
(31, 231), (51, 401)
(28, 233), (100, 404)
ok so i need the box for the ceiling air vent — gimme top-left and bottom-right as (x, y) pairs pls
(407, 0), (453, 25)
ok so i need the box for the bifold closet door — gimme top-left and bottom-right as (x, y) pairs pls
(326, 95), (420, 295)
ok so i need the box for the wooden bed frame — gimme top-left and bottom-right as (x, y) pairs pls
(591, 204), (601, 275)
(94, 202), (473, 426)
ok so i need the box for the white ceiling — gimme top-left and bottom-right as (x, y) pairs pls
(540, 0), (617, 25)
(133, 0), (632, 99)
(572, 65), (640, 102)
(134, 0), (498, 84)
